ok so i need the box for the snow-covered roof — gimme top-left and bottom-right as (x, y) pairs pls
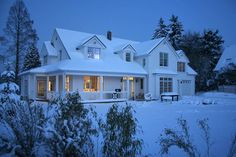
(44, 41), (57, 56)
(186, 65), (197, 75)
(55, 28), (139, 58)
(176, 50), (190, 63)
(21, 53), (147, 76)
(214, 45), (236, 71)
(132, 38), (165, 56)
(153, 69), (177, 75)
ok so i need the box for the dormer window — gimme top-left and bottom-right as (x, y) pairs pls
(126, 52), (131, 62)
(88, 47), (101, 59)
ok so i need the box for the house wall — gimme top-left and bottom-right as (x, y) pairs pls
(103, 77), (121, 91)
(176, 73), (195, 96)
(52, 31), (70, 61)
(72, 75), (84, 92)
(135, 41), (195, 98)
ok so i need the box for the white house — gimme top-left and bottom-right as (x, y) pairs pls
(20, 28), (197, 101)
(214, 45), (236, 71)
(214, 44), (236, 93)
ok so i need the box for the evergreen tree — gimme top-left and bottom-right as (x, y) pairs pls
(179, 32), (204, 91)
(102, 103), (143, 157)
(0, 63), (20, 103)
(4, 0), (38, 84)
(23, 44), (41, 71)
(152, 18), (168, 39)
(200, 30), (224, 90)
(168, 15), (184, 49)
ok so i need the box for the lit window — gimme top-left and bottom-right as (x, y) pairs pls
(88, 47), (101, 59)
(65, 76), (70, 92)
(160, 77), (172, 94)
(177, 62), (185, 72)
(142, 58), (146, 67)
(83, 76), (100, 92)
(160, 52), (168, 67)
(126, 52), (131, 62)
(48, 76), (56, 92)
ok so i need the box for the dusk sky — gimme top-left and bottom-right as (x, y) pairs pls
(0, 0), (236, 49)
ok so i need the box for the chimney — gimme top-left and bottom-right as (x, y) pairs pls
(107, 31), (112, 40)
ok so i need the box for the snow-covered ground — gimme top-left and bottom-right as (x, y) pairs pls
(91, 92), (236, 157)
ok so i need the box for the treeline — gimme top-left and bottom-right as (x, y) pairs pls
(152, 15), (224, 91)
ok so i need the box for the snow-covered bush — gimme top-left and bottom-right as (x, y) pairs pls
(102, 103), (143, 157)
(0, 100), (47, 156)
(159, 117), (211, 157)
(0, 64), (20, 104)
(45, 91), (98, 157)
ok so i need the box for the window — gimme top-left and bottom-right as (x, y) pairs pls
(160, 52), (168, 67)
(44, 56), (47, 65)
(65, 76), (70, 92)
(37, 80), (46, 97)
(177, 62), (185, 72)
(88, 47), (101, 59)
(48, 76), (56, 92)
(59, 50), (62, 61)
(140, 79), (143, 90)
(83, 76), (100, 92)
(126, 52), (131, 62)
(142, 58), (146, 67)
(160, 77), (172, 94)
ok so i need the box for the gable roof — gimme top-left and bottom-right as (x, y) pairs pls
(114, 43), (136, 53)
(214, 44), (236, 71)
(55, 28), (139, 58)
(132, 38), (165, 56)
(44, 41), (57, 56)
(79, 35), (107, 48)
(176, 50), (190, 62)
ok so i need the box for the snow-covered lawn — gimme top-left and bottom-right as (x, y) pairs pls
(91, 92), (236, 157)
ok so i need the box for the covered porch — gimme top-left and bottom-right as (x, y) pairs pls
(22, 72), (147, 101)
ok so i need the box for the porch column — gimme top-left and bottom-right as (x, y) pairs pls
(55, 75), (59, 96)
(99, 76), (103, 99)
(126, 77), (130, 99)
(143, 77), (147, 94)
(62, 74), (66, 97)
(46, 76), (49, 99)
(33, 75), (36, 100)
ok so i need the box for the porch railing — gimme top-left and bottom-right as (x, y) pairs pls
(47, 91), (128, 101)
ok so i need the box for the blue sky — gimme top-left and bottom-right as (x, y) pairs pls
(0, 0), (236, 48)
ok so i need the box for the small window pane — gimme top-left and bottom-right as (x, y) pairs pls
(126, 53), (131, 62)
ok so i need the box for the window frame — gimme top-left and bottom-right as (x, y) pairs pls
(44, 55), (47, 65)
(125, 52), (131, 62)
(142, 58), (146, 67)
(177, 62), (185, 72)
(83, 76), (100, 92)
(160, 77), (173, 94)
(88, 47), (101, 60)
(159, 52), (168, 67)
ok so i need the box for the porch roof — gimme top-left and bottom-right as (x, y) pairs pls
(20, 58), (147, 76)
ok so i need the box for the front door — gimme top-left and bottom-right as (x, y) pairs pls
(130, 80), (135, 99)
(37, 80), (46, 99)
